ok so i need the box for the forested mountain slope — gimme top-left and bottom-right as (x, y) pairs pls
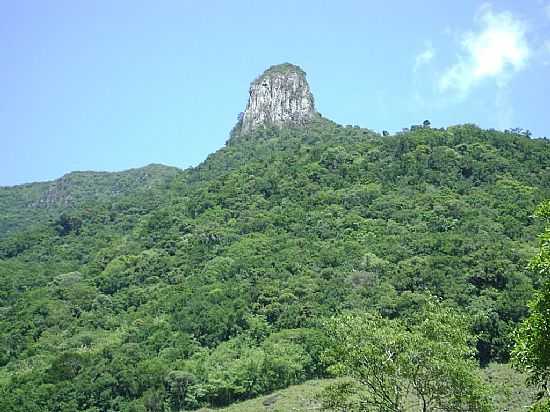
(0, 163), (181, 238)
(0, 118), (549, 411)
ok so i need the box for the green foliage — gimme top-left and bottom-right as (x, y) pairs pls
(54, 213), (83, 236)
(513, 200), (550, 405)
(0, 120), (548, 410)
(0, 164), (180, 238)
(254, 63), (306, 82)
(321, 301), (493, 411)
(529, 399), (550, 412)
(483, 363), (536, 411)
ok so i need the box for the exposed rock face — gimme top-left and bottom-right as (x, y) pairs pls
(237, 63), (316, 135)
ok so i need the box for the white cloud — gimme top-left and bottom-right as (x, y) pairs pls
(438, 4), (529, 97)
(414, 43), (435, 72)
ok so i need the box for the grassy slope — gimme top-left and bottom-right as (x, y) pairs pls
(484, 363), (536, 412)
(198, 379), (330, 412)
(201, 364), (535, 412)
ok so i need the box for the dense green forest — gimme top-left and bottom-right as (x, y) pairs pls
(1, 118), (549, 411)
(0, 164), (179, 238)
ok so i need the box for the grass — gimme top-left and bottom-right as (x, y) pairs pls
(483, 363), (536, 411)
(199, 364), (536, 412)
(198, 379), (332, 412)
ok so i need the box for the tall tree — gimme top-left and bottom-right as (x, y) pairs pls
(321, 300), (492, 412)
(513, 201), (550, 410)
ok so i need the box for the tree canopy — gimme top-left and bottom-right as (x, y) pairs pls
(321, 300), (492, 412)
(513, 200), (550, 410)
(0, 119), (548, 410)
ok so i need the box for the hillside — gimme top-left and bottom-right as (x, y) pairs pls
(1, 116), (549, 410)
(0, 164), (181, 238)
(198, 364), (535, 412)
(1, 62), (550, 411)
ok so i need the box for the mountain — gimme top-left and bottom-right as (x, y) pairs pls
(233, 63), (316, 137)
(0, 64), (549, 411)
(0, 164), (181, 238)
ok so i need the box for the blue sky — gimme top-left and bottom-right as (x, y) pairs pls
(1, 1), (549, 186)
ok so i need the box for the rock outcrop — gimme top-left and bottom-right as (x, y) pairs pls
(236, 63), (316, 136)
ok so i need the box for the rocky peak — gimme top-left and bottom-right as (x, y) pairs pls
(235, 63), (316, 136)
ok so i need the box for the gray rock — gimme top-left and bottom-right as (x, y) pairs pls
(262, 393), (281, 407)
(237, 63), (316, 136)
